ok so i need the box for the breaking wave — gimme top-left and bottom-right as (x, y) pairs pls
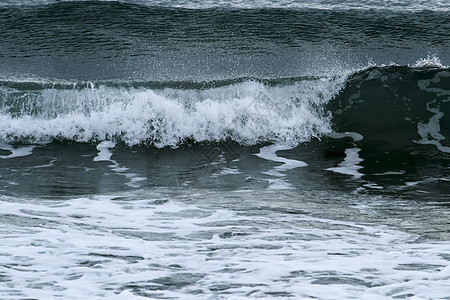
(0, 64), (449, 151)
(0, 75), (348, 147)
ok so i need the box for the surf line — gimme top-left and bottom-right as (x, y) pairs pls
(93, 141), (146, 187)
(254, 144), (307, 189)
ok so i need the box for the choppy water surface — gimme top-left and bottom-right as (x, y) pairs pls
(1, 189), (449, 299)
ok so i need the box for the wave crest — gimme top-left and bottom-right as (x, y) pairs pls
(0, 77), (346, 147)
(413, 55), (448, 68)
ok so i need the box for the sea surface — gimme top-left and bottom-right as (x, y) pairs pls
(0, 0), (449, 299)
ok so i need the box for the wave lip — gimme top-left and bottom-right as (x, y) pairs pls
(413, 55), (448, 68)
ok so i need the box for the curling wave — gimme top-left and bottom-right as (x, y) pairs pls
(0, 64), (449, 151)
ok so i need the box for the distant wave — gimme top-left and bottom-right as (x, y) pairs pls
(1, 0), (449, 11)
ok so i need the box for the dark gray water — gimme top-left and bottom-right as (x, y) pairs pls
(1, 1), (449, 80)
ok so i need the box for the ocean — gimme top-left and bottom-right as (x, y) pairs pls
(0, 0), (449, 299)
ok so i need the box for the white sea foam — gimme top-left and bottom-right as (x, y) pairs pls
(217, 167), (243, 175)
(415, 71), (450, 153)
(330, 131), (364, 142)
(93, 141), (147, 187)
(0, 142), (38, 159)
(326, 132), (365, 179)
(255, 144), (308, 171)
(0, 77), (347, 147)
(0, 192), (448, 299)
(255, 144), (307, 189)
(327, 147), (364, 178)
(416, 114), (450, 153)
(93, 141), (116, 161)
